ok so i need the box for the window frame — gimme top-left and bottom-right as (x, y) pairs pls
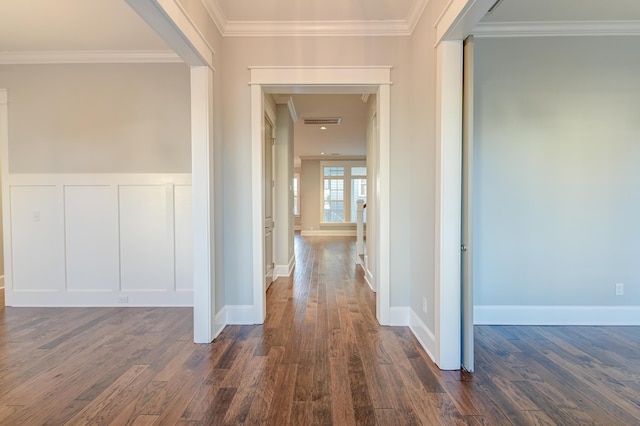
(320, 160), (366, 224)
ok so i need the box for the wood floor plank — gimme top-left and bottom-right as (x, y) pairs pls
(1, 235), (640, 425)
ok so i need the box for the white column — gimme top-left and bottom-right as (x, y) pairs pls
(191, 66), (216, 343)
(434, 40), (463, 369)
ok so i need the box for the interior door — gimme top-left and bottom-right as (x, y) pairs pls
(461, 36), (475, 373)
(264, 117), (275, 290)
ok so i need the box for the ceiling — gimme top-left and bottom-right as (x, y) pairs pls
(0, 0), (169, 52)
(287, 94), (369, 163)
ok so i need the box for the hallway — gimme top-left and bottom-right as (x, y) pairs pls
(0, 236), (639, 424)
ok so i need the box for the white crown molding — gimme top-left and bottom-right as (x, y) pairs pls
(407, 0), (431, 33)
(223, 20), (413, 37)
(0, 50), (182, 65)
(287, 97), (298, 123)
(202, 0), (228, 36)
(473, 20), (640, 38)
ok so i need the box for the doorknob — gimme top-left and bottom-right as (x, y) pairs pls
(461, 244), (468, 252)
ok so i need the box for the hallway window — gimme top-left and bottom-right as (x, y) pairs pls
(321, 161), (366, 223)
(323, 166), (345, 222)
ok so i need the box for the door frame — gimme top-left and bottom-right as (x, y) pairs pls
(249, 66), (392, 324)
(263, 110), (276, 290)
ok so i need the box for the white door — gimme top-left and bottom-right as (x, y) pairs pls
(461, 36), (475, 372)
(264, 117), (275, 290)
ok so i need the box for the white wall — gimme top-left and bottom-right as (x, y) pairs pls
(0, 63), (193, 306)
(473, 36), (640, 324)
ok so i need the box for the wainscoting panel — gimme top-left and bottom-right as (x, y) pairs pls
(64, 185), (119, 292)
(119, 185), (174, 293)
(4, 174), (193, 306)
(10, 185), (65, 292)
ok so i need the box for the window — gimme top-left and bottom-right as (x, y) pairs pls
(350, 166), (367, 223)
(323, 166), (345, 222)
(293, 173), (300, 216)
(321, 162), (366, 223)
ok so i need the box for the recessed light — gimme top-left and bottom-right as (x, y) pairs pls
(321, 152), (325, 155)
(320, 126), (327, 130)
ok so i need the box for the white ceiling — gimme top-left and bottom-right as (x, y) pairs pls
(0, 0), (169, 52)
(288, 94), (369, 161)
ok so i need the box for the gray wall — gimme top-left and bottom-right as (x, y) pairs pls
(0, 63), (191, 173)
(274, 104), (294, 267)
(474, 36), (640, 307)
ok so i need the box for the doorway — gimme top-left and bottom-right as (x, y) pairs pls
(249, 66), (392, 325)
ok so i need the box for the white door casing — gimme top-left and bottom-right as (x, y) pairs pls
(249, 66), (392, 325)
(263, 115), (275, 290)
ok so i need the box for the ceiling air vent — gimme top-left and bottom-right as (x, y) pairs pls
(303, 117), (341, 125)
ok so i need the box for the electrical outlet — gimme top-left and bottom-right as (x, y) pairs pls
(615, 283), (624, 296)
(117, 296), (129, 303)
(422, 297), (428, 314)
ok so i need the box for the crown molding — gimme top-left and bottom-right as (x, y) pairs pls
(201, 0), (227, 39)
(407, 0), (431, 34)
(0, 50), (182, 65)
(222, 20), (413, 37)
(473, 20), (640, 38)
(202, 0), (430, 37)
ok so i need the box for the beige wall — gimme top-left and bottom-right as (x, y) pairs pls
(0, 63), (191, 173)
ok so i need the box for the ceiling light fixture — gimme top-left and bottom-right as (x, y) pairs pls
(320, 126), (327, 130)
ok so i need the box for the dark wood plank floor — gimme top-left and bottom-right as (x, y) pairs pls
(1, 235), (639, 425)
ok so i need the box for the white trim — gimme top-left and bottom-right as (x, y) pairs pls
(361, 266), (374, 291)
(434, 0), (495, 45)
(0, 275), (4, 290)
(274, 254), (295, 278)
(249, 66), (392, 328)
(434, 41), (463, 370)
(0, 90), (11, 306)
(475, 305), (640, 326)
(203, 0), (430, 37)
(126, 0), (212, 67)
(389, 307), (410, 326)
(287, 97), (298, 123)
(191, 67), (216, 343)
(409, 308), (438, 365)
(0, 50), (181, 65)
(473, 20), (640, 38)
(248, 66), (393, 87)
(7, 290), (193, 307)
(300, 230), (356, 237)
(226, 305), (260, 324)
(213, 307), (227, 339)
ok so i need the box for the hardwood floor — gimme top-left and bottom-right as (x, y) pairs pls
(1, 235), (639, 425)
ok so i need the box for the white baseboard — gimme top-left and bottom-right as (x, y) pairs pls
(213, 307), (227, 340)
(301, 230), (356, 237)
(361, 265), (374, 291)
(389, 307), (410, 326)
(365, 267), (374, 291)
(409, 308), (437, 364)
(475, 305), (640, 326)
(275, 254), (295, 278)
(225, 305), (260, 324)
(5, 290), (193, 307)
